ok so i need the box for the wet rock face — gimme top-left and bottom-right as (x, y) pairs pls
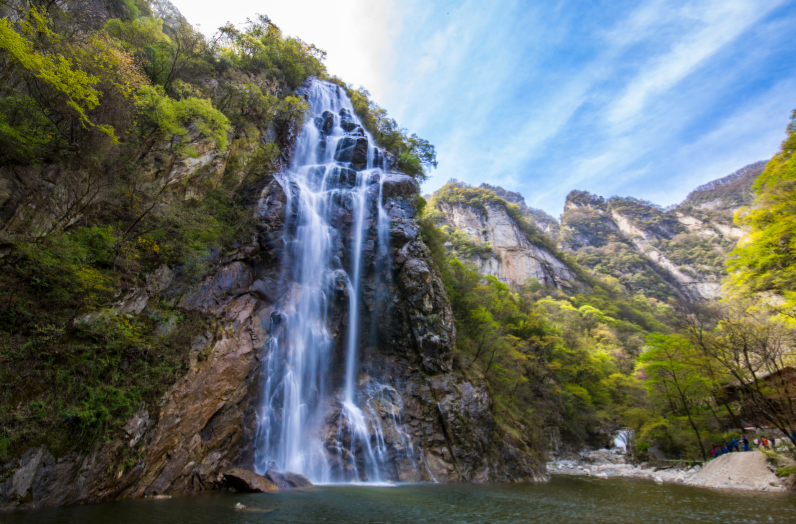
(334, 136), (369, 171)
(347, 349), (547, 483)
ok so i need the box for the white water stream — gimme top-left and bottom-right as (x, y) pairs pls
(253, 81), (414, 483)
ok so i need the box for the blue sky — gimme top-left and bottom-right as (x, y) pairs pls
(171, 0), (796, 216)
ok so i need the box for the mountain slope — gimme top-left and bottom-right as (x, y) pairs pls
(431, 162), (764, 300)
(428, 182), (585, 291)
(561, 161), (764, 299)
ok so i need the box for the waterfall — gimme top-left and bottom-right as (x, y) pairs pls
(253, 80), (414, 483)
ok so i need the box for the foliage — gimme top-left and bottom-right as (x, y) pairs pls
(217, 15), (326, 89)
(135, 85), (230, 153)
(728, 110), (796, 313)
(572, 242), (675, 300)
(679, 299), (796, 448)
(637, 334), (711, 461)
(0, 292), (207, 459)
(0, 6), (150, 164)
(0, 8), (110, 136)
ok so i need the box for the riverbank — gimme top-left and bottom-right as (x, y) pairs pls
(547, 449), (794, 492)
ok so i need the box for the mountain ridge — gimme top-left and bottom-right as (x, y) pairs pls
(429, 161), (766, 299)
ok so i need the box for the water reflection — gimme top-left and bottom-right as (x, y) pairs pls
(6, 477), (795, 524)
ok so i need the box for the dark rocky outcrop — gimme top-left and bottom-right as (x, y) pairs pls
(334, 136), (369, 170)
(223, 469), (278, 493)
(0, 163), (547, 512)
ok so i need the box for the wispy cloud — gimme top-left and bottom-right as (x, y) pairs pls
(170, 0), (796, 216)
(382, 0), (795, 214)
(605, 0), (782, 129)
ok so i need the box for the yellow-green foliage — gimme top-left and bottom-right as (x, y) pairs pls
(728, 110), (796, 312)
(0, 7), (154, 160)
(217, 15), (326, 89)
(0, 8), (107, 133)
(136, 85), (230, 152)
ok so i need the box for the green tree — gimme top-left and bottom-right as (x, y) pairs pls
(638, 334), (710, 461)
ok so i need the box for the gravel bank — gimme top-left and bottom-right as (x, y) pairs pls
(547, 450), (789, 492)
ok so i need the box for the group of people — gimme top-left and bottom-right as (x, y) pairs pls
(709, 436), (778, 457)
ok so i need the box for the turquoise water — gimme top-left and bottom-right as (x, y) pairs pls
(5, 476), (795, 523)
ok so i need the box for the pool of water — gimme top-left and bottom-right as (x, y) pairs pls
(5, 476), (795, 523)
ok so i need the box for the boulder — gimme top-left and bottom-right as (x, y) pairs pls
(180, 261), (253, 312)
(284, 471), (313, 488)
(328, 166), (358, 189)
(264, 470), (313, 489)
(334, 136), (369, 170)
(351, 137), (368, 170)
(250, 275), (285, 303)
(223, 469), (278, 493)
(381, 174), (418, 200)
(320, 110), (335, 134)
(340, 118), (357, 132)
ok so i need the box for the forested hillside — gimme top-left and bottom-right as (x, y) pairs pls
(424, 150), (796, 461)
(559, 164), (762, 300)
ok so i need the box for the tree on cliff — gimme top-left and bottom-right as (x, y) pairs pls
(728, 109), (796, 316)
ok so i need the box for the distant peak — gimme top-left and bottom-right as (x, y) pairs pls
(479, 183), (527, 207)
(565, 190), (606, 208)
(684, 160), (767, 199)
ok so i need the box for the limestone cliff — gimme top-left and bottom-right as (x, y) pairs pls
(430, 184), (583, 291)
(436, 201), (579, 290)
(561, 161), (764, 299)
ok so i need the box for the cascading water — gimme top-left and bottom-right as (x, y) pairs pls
(253, 80), (415, 483)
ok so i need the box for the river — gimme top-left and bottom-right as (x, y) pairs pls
(5, 477), (795, 523)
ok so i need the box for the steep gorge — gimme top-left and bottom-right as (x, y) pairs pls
(0, 0), (781, 513)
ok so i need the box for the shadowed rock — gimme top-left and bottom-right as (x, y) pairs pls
(223, 469), (278, 493)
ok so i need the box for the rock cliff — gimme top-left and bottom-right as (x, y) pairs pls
(0, 100), (545, 514)
(561, 162), (764, 299)
(436, 200), (579, 290)
(431, 162), (762, 301)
